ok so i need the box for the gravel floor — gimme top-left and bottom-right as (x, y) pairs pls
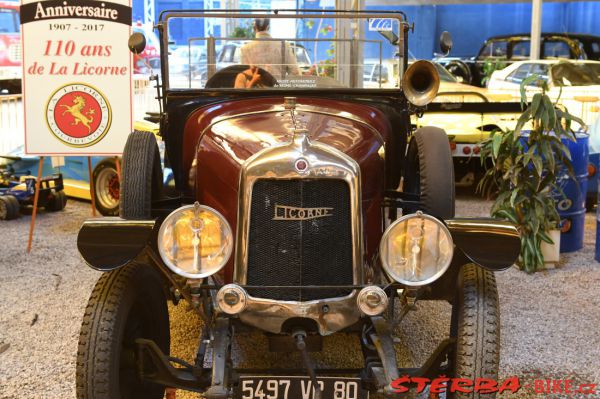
(0, 193), (599, 398)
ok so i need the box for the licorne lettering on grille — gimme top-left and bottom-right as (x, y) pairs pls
(246, 179), (353, 301)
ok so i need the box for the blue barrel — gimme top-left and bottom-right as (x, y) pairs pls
(553, 132), (589, 253)
(588, 153), (599, 207)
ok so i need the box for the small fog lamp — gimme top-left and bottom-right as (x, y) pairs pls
(217, 284), (248, 315)
(158, 202), (233, 279)
(380, 212), (453, 286)
(357, 286), (389, 316)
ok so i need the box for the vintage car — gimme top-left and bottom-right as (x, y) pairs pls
(411, 65), (521, 186)
(436, 32), (600, 87)
(75, 10), (520, 399)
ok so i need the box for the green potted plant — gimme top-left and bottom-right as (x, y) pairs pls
(477, 76), (583, 272)
(481, 58), (507, 86)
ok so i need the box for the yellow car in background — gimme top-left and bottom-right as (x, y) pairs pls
(414, 64), (521, 186)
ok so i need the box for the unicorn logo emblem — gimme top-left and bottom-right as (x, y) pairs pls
(46, 83), (112, 148)
(60, 95), (95, 132)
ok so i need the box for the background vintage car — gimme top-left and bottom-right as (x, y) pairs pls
(488, 59), (600, 128)
(436, 32), (600, 87)
(414, 64), (521, 186)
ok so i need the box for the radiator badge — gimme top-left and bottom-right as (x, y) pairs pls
(273, 204), (333, 221)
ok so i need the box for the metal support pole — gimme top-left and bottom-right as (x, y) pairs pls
(530, 0), (543, 60)
(27, 156), (44, 253)
(88, 157), (97, 217)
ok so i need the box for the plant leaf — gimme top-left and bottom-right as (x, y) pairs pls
(492, 133), (502, 158)
(520, 74), (540, 105)
(542, 95), (556, 130)
(532, 154), (543, 176)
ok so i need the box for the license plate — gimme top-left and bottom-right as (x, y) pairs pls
(236, 376), (369, 399)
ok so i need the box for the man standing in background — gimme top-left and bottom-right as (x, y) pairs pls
(240, 18), (300, 81)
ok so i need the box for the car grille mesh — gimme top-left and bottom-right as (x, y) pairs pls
(246, 179), (353, 301)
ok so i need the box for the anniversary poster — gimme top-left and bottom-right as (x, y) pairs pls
(20, 0), (132, 155)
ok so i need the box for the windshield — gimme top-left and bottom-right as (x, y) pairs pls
(0, 8), (19, 34)
(434, 62), (457, 82)
(551, 62), (600, 86)
(162, 11), (404, 90)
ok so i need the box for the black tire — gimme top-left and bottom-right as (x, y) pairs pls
(120, 131), (163, 219)
(48, 191), (67, 212)
(445, 60), (472, 85)
(76, 262), (170, 399)
(93, 159), (120, 216)
(403, 127), (455, 219)
(452, 264), (500, 399)
(0, 195), (19, 220)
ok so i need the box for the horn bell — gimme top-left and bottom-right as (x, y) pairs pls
(402, 60), (440, 107)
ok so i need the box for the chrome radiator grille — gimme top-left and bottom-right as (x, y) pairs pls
(246, 179), (354, 301)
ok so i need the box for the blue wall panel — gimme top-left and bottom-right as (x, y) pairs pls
(370, 1), (600, 60)
(130, 1), (600, 58)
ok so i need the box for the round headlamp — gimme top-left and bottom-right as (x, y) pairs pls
(380, 212), (453, 286)
(158, 202), (233, 279)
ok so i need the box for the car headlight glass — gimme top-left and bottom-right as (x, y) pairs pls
(380, 212), (453, 286)
(158, 202), (233, 279)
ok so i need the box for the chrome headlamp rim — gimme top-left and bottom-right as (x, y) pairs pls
(380, 212), (453, 287)
(157, 203), (233, 279)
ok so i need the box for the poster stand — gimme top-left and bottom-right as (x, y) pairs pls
(87, 157), (97, 217)
(26, 156), (44, 253)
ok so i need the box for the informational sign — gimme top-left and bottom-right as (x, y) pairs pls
(20, 0), (132, 155)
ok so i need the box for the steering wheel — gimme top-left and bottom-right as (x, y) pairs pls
(204, 65), (278, 89)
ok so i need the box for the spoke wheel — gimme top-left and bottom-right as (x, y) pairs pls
(93, 160), (120, 216)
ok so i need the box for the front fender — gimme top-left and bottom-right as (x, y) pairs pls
(446, 218), (520, 271)
(77, 218), (156, 271)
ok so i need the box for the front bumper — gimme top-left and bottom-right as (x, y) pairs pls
(236, 290), (361, 335)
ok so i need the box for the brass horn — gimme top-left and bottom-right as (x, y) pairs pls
(402, 60), (440, 107)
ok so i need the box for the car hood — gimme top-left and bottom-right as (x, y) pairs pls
(183, 98), (390, 201)
(181, 97), (391, 281)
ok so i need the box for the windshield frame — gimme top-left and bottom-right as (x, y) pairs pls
(158, 9), (407, 93)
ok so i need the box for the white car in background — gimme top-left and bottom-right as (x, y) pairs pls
(487, 60), (600, 128)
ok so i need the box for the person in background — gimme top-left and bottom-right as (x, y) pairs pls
(240, 18), (300, 81)
(234, 66), (263, 88)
